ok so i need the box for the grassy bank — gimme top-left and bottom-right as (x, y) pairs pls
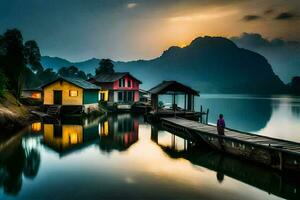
(0, 92), (32, 135)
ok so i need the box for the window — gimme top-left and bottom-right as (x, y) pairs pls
(31, 92), (41, 99)
(117, 91), (135, 102)
(69, 90), (78, 97)
(119, 78), (125, 87)
(124, 91), (128, 102)
(128, 91), (133, 102)
(118, 92), (123, 101)
(128, 80), (131, 87)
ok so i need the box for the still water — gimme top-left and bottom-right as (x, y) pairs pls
(162, 94), (300, 142)
(1, 95), (300, 200)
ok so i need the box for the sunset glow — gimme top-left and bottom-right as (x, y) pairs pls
(0, 0), (299, 61)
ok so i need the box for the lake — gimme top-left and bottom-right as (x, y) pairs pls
(1, 95), (300, 200)
(161, 94), (300, 142)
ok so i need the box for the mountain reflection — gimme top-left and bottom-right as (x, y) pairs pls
(151, 125), (300, 200)
(291, 103), (300, 117)
(197, 95), (273, 132)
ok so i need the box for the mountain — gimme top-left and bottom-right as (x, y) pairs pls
(41, 56), (100, 72)
(41, 36), (287, 94)
(231, 33), (300, 83)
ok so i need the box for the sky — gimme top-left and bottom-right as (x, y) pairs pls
(0, 0), (300, 62)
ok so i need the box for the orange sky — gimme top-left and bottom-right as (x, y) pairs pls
(0, 0), (299, 61)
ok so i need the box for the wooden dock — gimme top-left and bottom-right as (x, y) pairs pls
(161, 117), (300, 173)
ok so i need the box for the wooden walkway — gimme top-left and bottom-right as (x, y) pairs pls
(161, 117), (300, 172)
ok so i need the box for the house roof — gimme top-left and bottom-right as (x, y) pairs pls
(148, 81), (199, 96)
(41, 77), (100, 90)
(90, 72), (142, 84)
(139, 89), (149, 94)
(22, 87), (43, 92)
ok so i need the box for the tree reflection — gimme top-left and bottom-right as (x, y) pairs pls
(23, 149), (40, 179)
(0, 135), (40, 195)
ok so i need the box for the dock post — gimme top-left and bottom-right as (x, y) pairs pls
(200, 105), (203, 123)
(206, 109), (209, 124)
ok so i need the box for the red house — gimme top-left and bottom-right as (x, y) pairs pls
(88, 72), (142, 106)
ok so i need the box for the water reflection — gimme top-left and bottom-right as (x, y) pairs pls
(42, 119), (99, 157)
(99, 114), (139, 153)
(0, 133), (40, 196)
(152, 126), (300, 200)
(1, 112), (300, 199)
(41, 114), (140, 156)
(291, 103), (300, 117)
(197, 95), (273, 132)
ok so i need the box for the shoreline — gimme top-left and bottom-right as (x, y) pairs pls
(0, 92), (40, 137)
(0, 108), (39, 136)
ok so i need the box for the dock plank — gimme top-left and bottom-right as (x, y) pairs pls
(161, 117), (300, 155)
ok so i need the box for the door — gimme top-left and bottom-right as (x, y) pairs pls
(53, 90), (62, 105)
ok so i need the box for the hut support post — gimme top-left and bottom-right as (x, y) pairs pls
(206, 109), (209, 124)
(200, 105), (203, 123)
(187, 94), (192, 111)
(173, 93), (176, 117)
(151, 94), (158, 112)
(192, 95), (194, 111)
(184, 93), (187, 111)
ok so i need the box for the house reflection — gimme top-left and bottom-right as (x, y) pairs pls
(31, 122), (43, 133)
(42, 117), (100, 156)
(43, 124), (84, 150)
(99, 114), (139, 152)
(42, 114), (139, 156)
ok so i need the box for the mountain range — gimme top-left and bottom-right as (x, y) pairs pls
(41, 36), (287, 94)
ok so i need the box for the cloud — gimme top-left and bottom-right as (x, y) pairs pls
(127, 3), (138, 9)
(275, 12), (295, 20)
(242, 15), (262, 21)
(264, 9), (274, 15)
(231, 33), (300, 83)
(231, 33), (288, 48)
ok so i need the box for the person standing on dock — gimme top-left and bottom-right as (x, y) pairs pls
(217, 114), (225, 135)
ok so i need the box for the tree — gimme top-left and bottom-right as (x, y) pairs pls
(95, 59), (114, 75)
(58, 65), (87, 79)
(37, 68), (57, 84)
(23, 67), (42, 89)
(24, 40), (43, 74)
(0, 29), (46, 96)
(2, 29), (25, 99)
(86, 73), (93, 79)
(0, 70), (7, 98)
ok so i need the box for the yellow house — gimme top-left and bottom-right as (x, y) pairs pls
(42, 77), (101, 113)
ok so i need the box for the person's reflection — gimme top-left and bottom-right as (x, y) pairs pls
(216, 155), (225, 184)
(216, 172), (224, 183)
